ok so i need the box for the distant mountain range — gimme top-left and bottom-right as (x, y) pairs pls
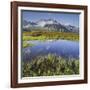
(23, 19), (79, 33)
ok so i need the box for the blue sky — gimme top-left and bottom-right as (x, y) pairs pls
(22, 10), (80, 27)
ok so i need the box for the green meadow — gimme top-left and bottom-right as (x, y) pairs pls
(23, 31), (79, 41)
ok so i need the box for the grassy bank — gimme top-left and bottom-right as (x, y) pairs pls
(23, 31), (79, 41)
(22, 54), (79, 77)
(23, 42), (35, 48)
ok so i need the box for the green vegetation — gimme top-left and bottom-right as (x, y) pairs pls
(23, 35), (46, 41)
(23, 42), (35, 48)
(22, 54), (79, 77)
(23, 31), (79, 41)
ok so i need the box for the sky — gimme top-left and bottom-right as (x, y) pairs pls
(22, 10), (80, 27)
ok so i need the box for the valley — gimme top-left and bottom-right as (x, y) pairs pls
(22, 18), (79, 77)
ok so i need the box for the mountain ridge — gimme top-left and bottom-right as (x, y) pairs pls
(23, 19), (79, 33)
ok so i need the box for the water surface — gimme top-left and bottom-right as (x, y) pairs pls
(22, 40), (79, 61)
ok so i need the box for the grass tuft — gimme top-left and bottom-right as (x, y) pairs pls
(22, 54), (79, 77)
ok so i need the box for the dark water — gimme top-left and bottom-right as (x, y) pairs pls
(22, 40), (79, 61)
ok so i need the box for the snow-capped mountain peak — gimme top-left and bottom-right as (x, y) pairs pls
(23, 19), (79, 33)
(36, 19), (60, 27)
